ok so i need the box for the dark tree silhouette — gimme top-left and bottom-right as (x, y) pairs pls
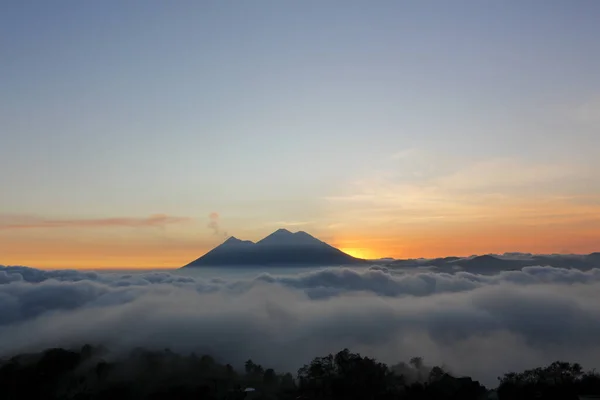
(1, 344), (598, 400)
(497, 360), (600, 400)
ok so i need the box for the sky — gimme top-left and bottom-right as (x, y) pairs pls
(1, 1), (600, 268)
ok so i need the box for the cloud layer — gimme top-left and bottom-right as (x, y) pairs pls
(2, 264), (600, 387)
(0, 214), (191, 230)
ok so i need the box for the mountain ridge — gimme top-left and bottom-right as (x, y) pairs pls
(183, 229), (365, 268)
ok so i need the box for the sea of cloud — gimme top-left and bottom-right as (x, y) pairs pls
(1, 264), (600, 387)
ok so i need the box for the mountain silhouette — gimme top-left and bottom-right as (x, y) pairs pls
(385, 252), (600, 273)
(183, 229), (365, 267)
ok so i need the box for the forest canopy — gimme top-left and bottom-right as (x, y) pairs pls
(1, 345), (599, 400)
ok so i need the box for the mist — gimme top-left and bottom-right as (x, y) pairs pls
(2, 264), (600, 387)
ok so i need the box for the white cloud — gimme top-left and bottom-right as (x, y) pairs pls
(2, 264), (600, 387)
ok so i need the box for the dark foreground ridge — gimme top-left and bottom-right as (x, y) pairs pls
(379, 253), (600, 274)
(183, 229), (365, 268)
(1, 345), (599, 400)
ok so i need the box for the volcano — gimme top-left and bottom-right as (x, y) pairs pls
(182, 229), (365, 267)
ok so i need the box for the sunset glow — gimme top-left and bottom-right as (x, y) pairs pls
(1, 1), (599, 270)
(338, 248), (376, 260)
(4, 3), (600, 398)
(2, 214), (599, 269)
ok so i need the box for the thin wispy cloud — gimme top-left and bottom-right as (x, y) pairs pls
(325, 156), (600, 225)
(206, 212), (230, 239)
(0, 214), (191, 230)
(436, 159), (578, 192)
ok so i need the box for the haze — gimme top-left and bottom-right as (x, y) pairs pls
(3, 263), (600, 388)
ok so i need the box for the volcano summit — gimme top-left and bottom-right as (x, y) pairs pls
(183, 229), (365, 267)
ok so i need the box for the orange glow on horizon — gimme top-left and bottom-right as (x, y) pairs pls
(339, 247), (380, 260)
(0, 236), (207, 269)
(1, 222), (599, 269)
(3, 233), (600, 269)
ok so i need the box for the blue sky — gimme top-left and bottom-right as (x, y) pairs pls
(1, 1), (600, 267)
